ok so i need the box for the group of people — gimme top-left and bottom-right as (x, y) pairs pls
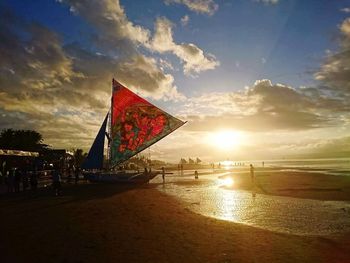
(1, 167), (38, 193)
(161, 167), (199, 183)
(0, 162), (81, 196)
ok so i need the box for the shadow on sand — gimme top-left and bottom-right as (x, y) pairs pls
(0, 182), (153, 212)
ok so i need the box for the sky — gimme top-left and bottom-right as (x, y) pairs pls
(1, 0), (350, 162)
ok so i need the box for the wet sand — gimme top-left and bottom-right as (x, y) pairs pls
(217, 168), (350, 201)
(1, 179), (350, 263)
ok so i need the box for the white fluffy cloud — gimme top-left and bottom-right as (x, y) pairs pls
(164, 0), (218, 15)
(60, 0), (219, 76)
(58, 0), (150, 49)
(255, 0), (279, 4)
(149, 17), (219, 75)
(181, 15), (190, 26)
(340, 7), (350, 13)
(315, 18), (350, 101)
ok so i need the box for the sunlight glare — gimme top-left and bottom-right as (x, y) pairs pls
(222, 160), (234, 167)
(220, 177), (234, 187)
(208, 130), (244, 151)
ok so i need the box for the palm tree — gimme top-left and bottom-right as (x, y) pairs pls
(0, 129), (49, 151)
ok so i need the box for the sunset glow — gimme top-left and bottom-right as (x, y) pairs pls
(1, 1), (350, 261)
(208, 131), (244, 151)
(219, 177), (234, 187)
(0, 0), (349, 162)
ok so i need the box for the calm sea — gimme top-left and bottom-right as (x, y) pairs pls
(218, 158), (350, 176)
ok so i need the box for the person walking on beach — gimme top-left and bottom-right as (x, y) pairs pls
(250, 164), (256, 197)
(249, 164), (255, 184)
(14, 168), (21, 193)
(30, 170), (38, 191)
(74, 165), (80, 185)
(7, 169), (14, 193)
(22, 168), (29, 191)
(194, 170), (198, 179)
(161, 167), (165, 183)
(52, 166), (62, 196)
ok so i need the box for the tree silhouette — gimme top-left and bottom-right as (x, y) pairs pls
(0, 129), (49, 151)
(73, 148), (86, 167)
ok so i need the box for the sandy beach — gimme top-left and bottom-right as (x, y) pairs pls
(1, 170), (350, 263)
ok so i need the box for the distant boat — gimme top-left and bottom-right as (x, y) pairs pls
(82, 79), (185, 183)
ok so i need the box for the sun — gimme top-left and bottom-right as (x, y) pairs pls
(218, 177), (234, 187)
(208, 130), (244, 151)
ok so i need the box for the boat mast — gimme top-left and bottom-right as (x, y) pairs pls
(107, 79), (113, 170)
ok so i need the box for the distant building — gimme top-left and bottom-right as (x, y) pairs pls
(39, 149), (74, 170)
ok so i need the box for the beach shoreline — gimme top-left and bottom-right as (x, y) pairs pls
(1, 175), (350, 263)
(166, 167), (350, 201)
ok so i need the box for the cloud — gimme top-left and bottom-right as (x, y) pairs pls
(58, 0), (150, 51)
(0, 11), (96, 112)
(0, 7), (184, 149)
(314, 18), (350, 102)
(340, 7), (350, 13)
(149, 17), (219, 75)
(181, 15), (190, 26)
(114, 55), (185, 101)
(182, 79), (339, 132)
(59, 0), (219, 76)
(254, 0), (279, 4)
(301, 136), (350, 158)
(164, 0), (218, 15)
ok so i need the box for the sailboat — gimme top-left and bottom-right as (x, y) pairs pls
(82, 79), (186, 183)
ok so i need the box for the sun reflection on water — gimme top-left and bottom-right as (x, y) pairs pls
(219, 177), (234, 187)
(217, 189), (242, 222)
(155, 173), (350, 235)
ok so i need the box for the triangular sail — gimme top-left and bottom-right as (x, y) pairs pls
(82, 114), (108, 170)
(109, 79), (185, 167)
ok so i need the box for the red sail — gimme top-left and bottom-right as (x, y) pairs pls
(109, 79), (185, 166)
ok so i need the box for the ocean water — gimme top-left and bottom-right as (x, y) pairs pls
(232, 158), (350, 176)
(152, 165), (350, 236)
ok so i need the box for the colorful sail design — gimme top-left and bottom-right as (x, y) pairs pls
(109, 79), (185, 166)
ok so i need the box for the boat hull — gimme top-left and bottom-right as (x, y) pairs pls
(83, 171), (158, 184)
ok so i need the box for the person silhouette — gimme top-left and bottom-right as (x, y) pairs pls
(52, 165), (62, 196)
(249, 164), (255, 184)
(161, 167), (165, 183)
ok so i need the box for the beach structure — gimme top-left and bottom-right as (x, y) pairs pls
(82, 79), (185, 183)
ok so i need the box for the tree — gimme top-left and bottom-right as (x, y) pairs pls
(73, 148), (86, 167)
(0, 129), (49, 151)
